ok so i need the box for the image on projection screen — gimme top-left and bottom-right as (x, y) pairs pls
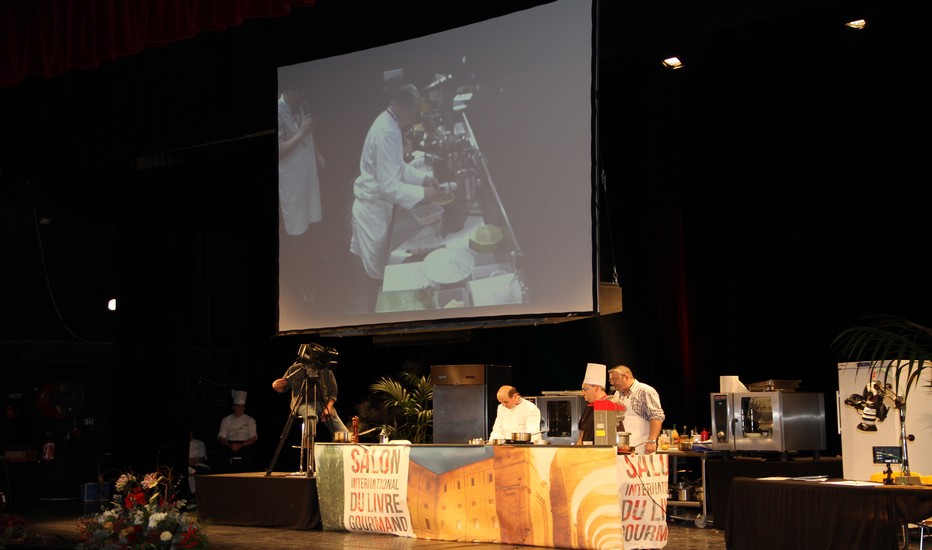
(277, 0), (594, 333)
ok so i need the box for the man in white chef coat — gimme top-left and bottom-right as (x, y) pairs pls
(278, 80), (326, 305)
(350, 82), (439, 310)
(278, 85), (324, 237)
(489, 385), (542, 442)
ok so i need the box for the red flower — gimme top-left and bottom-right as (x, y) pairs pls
(124, 487), (147, 508)
(179, 524), (202, 549)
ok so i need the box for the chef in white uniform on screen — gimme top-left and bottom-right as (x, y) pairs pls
(278, 84), (324, 236)
(350, 81), (439, 302)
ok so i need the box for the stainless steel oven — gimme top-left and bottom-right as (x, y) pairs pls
(528, 393), (586, 445)
(709, 391), (826, 452)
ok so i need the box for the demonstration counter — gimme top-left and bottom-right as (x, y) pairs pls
(313, 443), (671, 549)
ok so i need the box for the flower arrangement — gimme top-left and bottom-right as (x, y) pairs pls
(1, 513), (28, 547)
(77, 467), (207, 550)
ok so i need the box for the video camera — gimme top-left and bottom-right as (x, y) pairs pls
(296, 343), (339, 369)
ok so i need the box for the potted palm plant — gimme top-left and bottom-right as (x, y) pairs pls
(833, 314), (932, 483)
(365, 370), (433, 444)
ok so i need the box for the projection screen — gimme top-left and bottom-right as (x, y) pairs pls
(277, 0), (595, 333)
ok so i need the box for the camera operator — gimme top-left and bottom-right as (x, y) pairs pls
(271, 343), (349, 439)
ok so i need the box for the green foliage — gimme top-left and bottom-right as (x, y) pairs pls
(833, 314), (932, 403)
(369, 371), (433, 443)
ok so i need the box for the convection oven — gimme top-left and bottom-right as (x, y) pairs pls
(528, 392), (587, 445)
(709, 391), (826, 453)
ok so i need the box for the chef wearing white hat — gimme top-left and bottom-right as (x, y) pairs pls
(575, 363), (615, 445)
(217, 390), (258, 472)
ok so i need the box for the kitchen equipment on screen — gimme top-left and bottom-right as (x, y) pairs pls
(422, 248), (475, 285)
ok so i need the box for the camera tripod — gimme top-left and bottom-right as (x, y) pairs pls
(266, 365), (318, 477)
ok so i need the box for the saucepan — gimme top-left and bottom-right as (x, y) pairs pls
(510, 431), (544, 443)
(333, 431), (351, 443)
(488, 438), (506, 446)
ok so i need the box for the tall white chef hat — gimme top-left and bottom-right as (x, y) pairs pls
(233, 391), (247, 405)
(583, 363), (606, 388)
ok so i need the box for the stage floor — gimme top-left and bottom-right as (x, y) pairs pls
(10, 507), (733, 550)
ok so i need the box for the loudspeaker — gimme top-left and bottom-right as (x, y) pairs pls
(431, 364), (511, 443)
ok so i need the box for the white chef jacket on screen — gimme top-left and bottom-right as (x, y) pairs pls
(278, 95), (322, 236)
(489, 398), (542, 441)
(350, 108), (429, 279)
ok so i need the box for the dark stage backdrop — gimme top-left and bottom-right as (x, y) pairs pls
(0, 0), (930, 484)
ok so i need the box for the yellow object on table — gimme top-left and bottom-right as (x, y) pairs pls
(868, 470), (932, 484)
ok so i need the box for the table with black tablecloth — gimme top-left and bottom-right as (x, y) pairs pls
(197, 472), (320, 529)
(704, 456), (842, 525)
(725, 477), (932, 550)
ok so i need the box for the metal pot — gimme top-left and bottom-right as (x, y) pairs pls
(511, 432), (533, 443)
(489, 438), (506, 446)
(676, 482), (691, 501)
(333, 431), (350, 443)
(616, 431), (631, 452)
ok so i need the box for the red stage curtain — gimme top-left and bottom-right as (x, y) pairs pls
(0, 0), (315, 88)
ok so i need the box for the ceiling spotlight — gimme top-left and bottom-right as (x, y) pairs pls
(662, 57), (684, 70)
(107, 298), (117, 311)
(845, 19), (867, 30)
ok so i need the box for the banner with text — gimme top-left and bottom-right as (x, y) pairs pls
(617, 453), (669, 548)
(341, 444), (414, 537)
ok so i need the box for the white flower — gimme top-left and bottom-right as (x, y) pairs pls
(114, 474), (134, 492)
(160, 530), (173, 541)
(133, 509), (146, 525)
(141, 472), (161, 489)
(148, 511), (168, 529)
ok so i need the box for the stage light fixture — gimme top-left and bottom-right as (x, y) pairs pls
(662, 56), (684, 70)
(845, 19), (867, 30)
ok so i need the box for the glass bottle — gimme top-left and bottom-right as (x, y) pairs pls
(670, 424), (680, 445)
